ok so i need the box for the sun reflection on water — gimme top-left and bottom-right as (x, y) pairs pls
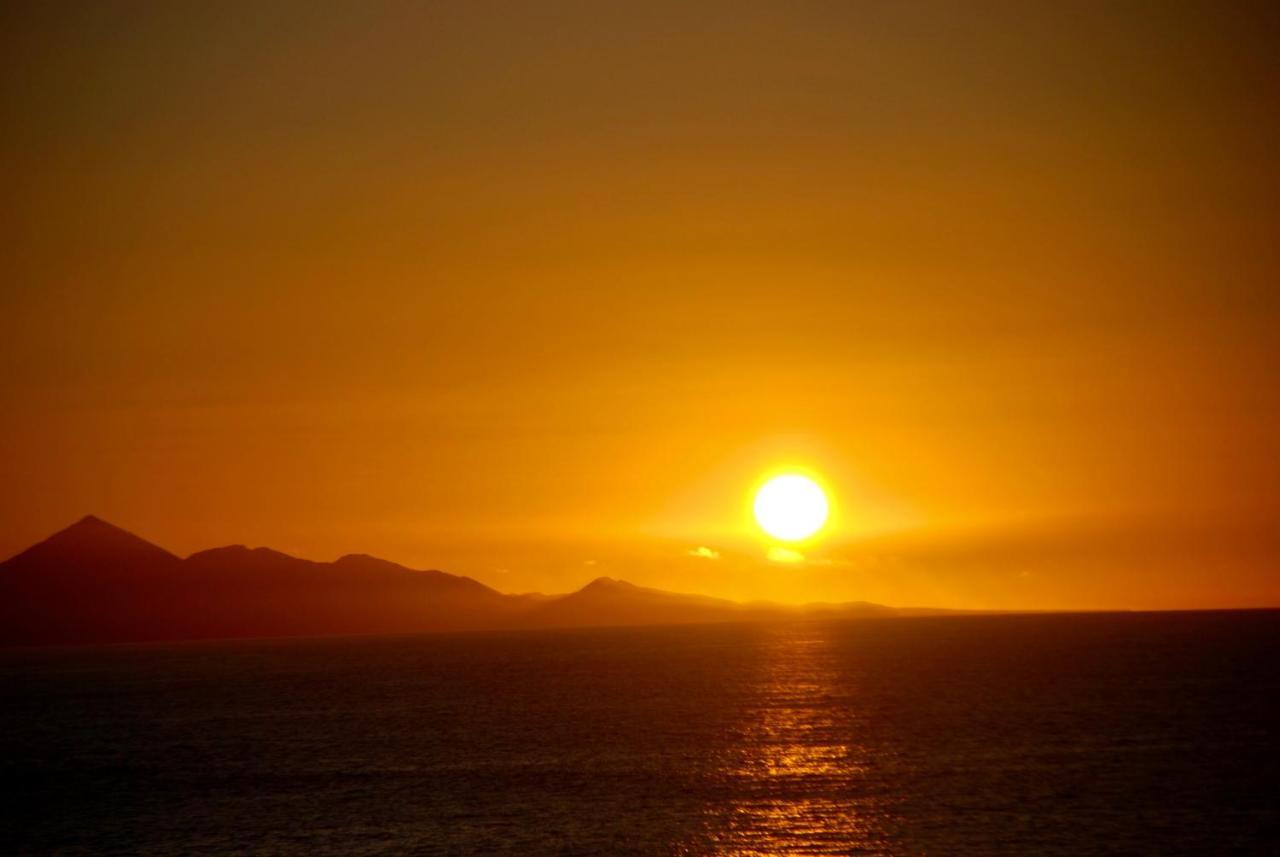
(676, 624), (895, 856)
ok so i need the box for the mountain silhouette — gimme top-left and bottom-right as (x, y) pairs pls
(0, 516), (925, 647)
(12, 514), (180, 569)
(523, 577), (754, 629)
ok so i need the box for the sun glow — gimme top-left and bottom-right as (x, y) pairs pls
(753, 474), (829, 542)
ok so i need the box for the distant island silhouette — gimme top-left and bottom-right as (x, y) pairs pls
(0, 516), (953, 647)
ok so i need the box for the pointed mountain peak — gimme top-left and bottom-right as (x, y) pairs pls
(3, 515), (179, 566)
(64, 514), (130, 536)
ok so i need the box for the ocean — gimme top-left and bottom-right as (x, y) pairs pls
(2, 611), (1276, 855)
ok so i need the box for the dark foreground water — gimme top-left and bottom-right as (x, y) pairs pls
(2, 611), (1277, 855)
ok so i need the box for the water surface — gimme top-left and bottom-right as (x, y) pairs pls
(3, 611), (1276, 854)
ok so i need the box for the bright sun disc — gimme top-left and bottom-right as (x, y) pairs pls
(753, 474), (829, 541)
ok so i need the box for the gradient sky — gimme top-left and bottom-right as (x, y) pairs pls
(3, 1), (1278, 609)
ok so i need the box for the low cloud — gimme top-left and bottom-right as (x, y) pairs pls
(688, 546), (721, 560)
(767, 546), (805, 564)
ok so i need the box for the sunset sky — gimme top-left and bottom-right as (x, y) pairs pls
(3, 1), (1278, 609)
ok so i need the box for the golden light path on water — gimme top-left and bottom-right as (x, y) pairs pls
(676, 624), (894, 855)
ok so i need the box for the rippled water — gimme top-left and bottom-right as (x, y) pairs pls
(2, 611), (1277, 854)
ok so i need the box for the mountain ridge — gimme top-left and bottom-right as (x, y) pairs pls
(0, 515), (926, 647)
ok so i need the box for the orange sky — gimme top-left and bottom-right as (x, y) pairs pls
(2, 1), (1278, 609)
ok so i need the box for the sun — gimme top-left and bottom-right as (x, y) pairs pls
(753, 474), (829, 542)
